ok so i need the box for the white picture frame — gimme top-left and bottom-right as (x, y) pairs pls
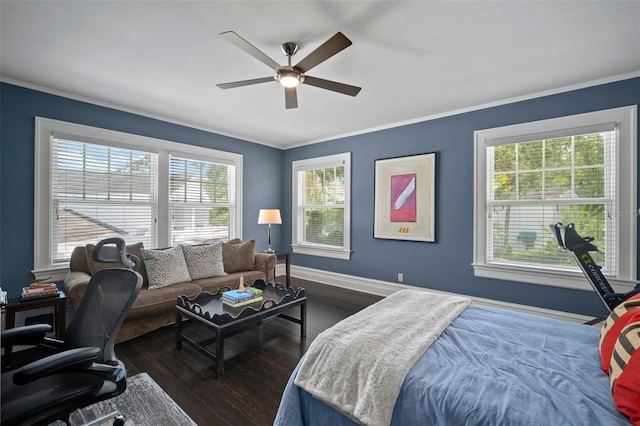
(374, 153), (436, 242)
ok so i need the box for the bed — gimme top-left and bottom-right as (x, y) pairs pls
(274, 290), (636, 426)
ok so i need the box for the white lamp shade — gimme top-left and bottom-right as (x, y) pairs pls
(258, 209), (282, 225)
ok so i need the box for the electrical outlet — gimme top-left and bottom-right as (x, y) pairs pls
(398, 272), (404, 282)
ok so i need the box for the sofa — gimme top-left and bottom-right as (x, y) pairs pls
(64, 238), (276, 343)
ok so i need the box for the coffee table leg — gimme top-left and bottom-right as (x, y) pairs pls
(216, 331), (224, 377)
(175, 312), (183, 350)
(285, 256), (291, 288)
(301, 302), (307, 337)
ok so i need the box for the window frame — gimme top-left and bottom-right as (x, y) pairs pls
(291, 152), (352, 260)
(473, 106), (637, 292)
(34, 117), (243, 281)
(167, 152), (238, 245)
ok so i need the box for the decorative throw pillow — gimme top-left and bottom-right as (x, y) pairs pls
(600, 294), (640, 373)
(180, 243), (226, 280)
(609, 310), (640, 424)
(86, 242), (148, 288)
(222, 239), (256, 273)
(142, 245), (191, 289)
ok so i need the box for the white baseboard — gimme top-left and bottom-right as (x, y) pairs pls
(286, 265), (595, 324)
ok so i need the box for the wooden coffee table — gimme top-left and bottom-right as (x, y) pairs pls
(175, 279), (306, 377)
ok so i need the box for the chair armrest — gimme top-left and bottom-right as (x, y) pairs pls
(1, 324), (51, 347)
(12, 346), (100, 385)
(255, 253), (277, 282)
(64, 270), (92, 309)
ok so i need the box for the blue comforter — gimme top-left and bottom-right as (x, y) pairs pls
(274, 305), (629, 425)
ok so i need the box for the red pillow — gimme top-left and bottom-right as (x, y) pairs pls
(610, 311), (640, 425)
(600, 293), (640, 373)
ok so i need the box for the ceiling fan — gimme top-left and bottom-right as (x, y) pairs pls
(217, 31), (361, 109)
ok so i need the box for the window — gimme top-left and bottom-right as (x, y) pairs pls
(473, 106), (637, 291)
(34, 117), (242, 280)
(51, 139), (159, 264)
(169, 155), (236, 245)
(292, 153), (351, 260)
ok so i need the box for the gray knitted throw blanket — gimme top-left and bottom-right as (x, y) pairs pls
(294, 289), (472, 426)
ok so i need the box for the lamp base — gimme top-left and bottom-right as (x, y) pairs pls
(265, 248), (275, 254)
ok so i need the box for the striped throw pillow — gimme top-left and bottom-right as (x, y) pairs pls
(610, 312), (640, 425)
(599, 293), (640, 373)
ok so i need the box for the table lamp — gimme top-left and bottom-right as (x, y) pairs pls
(258, 209), (282, 253)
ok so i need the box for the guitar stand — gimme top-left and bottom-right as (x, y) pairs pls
(549, 222), (640, 322)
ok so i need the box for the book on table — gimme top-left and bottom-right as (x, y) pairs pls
(22, 284), (58, 293)
(21, 284), (59, 300)
(247, 287), (262, 296)
(223, 288), (262, 302)
(223, 295), (263, 308)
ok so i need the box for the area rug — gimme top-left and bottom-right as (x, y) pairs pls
(53, 372), (196, 426)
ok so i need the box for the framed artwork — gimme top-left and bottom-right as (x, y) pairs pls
(374, 152), (436, 242)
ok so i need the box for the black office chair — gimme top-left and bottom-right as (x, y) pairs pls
(1, 237), (143, 426)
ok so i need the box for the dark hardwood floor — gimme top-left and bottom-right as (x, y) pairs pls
(114, 278), (383, 426)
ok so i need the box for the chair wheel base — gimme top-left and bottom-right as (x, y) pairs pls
(113, 414), (126, 426)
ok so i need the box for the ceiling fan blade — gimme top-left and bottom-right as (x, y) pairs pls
(303, 76), (361, 97)
(216, 77), (274, 89)
(285, 87), (298, 109)
(220, 31), (281, 71)
(294, 32), (352, 73)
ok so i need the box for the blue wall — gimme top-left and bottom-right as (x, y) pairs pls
(2, 78), (638, 316)
(282, 77), (640, 317)
(0, 83), (282, 296)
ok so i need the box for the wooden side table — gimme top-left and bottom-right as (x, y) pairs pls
(4, 291), (67, 340)
(274, 251), (291, 288)
(2, 291), (67, 371)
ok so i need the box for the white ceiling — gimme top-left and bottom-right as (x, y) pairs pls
(2, 1), (639, 149)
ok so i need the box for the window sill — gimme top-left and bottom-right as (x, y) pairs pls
(291, 244), (351, 260)
(32, 266), (70, 283)
(472, 262), (637, 293)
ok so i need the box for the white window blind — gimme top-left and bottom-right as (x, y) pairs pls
(473, 105), (637, 292)
(169, 155), (235, 244)
(292, 152), (351, 260)
(486, 128), (617, 274)
(297, 165), (345, 248)
(51, 137), (158, 264)
(35, 117), (244, 280)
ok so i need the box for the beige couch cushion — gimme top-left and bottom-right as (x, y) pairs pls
(86, 242), (148, 288)
(69, 246), (91, 275)
(126, 281), (202, 321)
(222, 239), (256, 273)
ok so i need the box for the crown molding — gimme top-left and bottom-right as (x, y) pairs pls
(3, 71), (639, 151)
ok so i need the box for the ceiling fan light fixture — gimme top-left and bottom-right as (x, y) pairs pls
(218, 31), (360, 109)
(275, 69), (304, 88)
(280, 75), (299, 88)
